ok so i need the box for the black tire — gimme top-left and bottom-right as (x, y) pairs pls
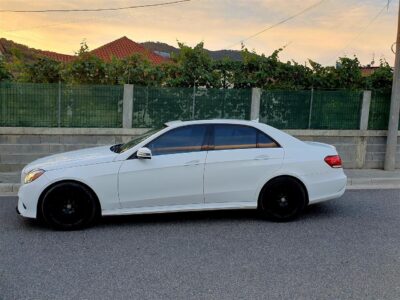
(259, 177), (307, 222)
(40, 182), (99, 230)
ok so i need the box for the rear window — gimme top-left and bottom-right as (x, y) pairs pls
(212, 124), (278, 150)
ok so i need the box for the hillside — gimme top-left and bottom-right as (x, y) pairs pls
(0, 38), (43, 63)
(0, 38), (244, 63)
(141, 41), (243, 61)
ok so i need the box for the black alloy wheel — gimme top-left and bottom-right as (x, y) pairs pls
(40, 182), (99, 230)
(259, 177), (307, 222)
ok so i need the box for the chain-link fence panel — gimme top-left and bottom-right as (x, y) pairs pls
(194, 88), (251, 120)
(0, 82), (59, 127)
(1, 83), (397, 130)
(310, 90), (363, 129)
(60, 84), (123, 128)
(260, 90), (312, 129)
(0, 82), (123, 127)
(368, 90), (392, 130)
(132, 86), (193, 128)
(260, 89), (363, 130)
(132, 86), (252, 128)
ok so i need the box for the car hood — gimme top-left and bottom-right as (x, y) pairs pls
(23, 145), (118, 172)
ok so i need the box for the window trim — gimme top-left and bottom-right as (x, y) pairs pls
(208, 124), (281, 151)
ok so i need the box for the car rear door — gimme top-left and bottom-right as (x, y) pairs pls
(118, 125), (209, 209)
(204, 124), (284, 204)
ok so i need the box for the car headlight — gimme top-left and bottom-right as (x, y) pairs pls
(24, 169), (45, 184)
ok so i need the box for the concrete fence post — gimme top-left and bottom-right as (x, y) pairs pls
(192, 85), (196, 120)
(57, 81), (61, 128)
(354, 90), (372, 169)
(308, 88), (314, 129)
(122, 84), (134, 129)
(360, 90), (372, 130)
(251, 88), (261, 121)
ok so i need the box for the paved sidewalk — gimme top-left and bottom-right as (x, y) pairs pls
(345, 169), (400, 190)
(1, 169), (399, 196)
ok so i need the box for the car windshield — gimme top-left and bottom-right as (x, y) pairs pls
(117, 128), (164, 153)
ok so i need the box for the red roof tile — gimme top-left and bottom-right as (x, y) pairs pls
(39, 50), (75, 63)
(90, 36), (168, 64)
(39, 36), (168, 64)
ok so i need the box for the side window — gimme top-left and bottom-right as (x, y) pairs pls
(212, 125), (279, 150)
(213, 125), (257, 150)
(146, 125), (207, 156)
(257, 131), (279, 148)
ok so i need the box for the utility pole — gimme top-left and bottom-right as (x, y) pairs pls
(384, 0), (400, 170)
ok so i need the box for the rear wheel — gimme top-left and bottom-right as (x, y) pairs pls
(40, 182), (99, 230)
(259, 177), (307, 222)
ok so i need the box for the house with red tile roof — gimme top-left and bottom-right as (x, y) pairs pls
(360, 66), (380, 77)
(90, 36), (168, 64)
(39, 36), (169, 64)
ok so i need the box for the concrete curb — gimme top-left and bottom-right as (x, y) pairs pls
(346, 184), (400, 190)
(0, 183), (19, 196)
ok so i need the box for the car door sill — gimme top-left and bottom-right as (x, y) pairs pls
(102, 202), (257, 216)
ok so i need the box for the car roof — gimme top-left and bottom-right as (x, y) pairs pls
(165, 119), (259, 127)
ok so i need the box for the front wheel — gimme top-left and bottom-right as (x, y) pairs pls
(40, 182), (99, 230)
(259, 177), (307, 222)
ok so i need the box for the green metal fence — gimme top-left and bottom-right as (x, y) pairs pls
(0, 82), (123, 127)
(0, 82), (397, 129)
(132, 86), (252, 128)
(368, 90), (392, 130)
(260, 90), (363, 130)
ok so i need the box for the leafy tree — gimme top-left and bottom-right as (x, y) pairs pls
(309, 60), (339, 89)
(366, 60), (393, 91)
(61, 41), (107, 84)
(212, 58), (236, 89)
(20, 57), (61, 83)
(122, 54), (161, 85)
(166, 42), (218, 87)
(0, 57), (11, 81)
(0, 39), (394, 91)
(334, 56), (363, 89)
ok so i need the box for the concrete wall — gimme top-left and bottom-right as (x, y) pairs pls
(0, 127), (399, 172)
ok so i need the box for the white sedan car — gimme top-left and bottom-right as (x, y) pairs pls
(17, 120), (347, 230)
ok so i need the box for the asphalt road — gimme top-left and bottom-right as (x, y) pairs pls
(1, 190), (400, 300)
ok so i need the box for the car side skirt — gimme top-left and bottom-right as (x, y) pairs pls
(102, 202), (258, 216)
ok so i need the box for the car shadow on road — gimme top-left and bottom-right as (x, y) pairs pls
(18, 202), (337, 231)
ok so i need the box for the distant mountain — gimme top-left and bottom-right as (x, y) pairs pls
(141, 41), (243, 61)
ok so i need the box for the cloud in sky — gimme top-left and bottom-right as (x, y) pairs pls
(0, 0), (398, 65)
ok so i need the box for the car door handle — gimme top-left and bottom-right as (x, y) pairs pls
(254, 155), (270, 160)
(184, 160), (200, 166)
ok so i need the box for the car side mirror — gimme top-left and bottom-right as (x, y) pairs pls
(136, 147), (152, 159)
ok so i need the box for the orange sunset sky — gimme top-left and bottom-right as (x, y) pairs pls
(0, 0), (398, 66)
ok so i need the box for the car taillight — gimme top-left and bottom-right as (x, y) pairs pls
(324, 155), (342, 168)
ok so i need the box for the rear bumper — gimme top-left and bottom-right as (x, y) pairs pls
(306, 170), (347, 204)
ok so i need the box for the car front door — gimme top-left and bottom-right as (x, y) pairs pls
(118, 125), (209, 209)
(204, 124), (284, 204)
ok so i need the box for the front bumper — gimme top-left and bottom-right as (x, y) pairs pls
(17, 174), (50, 219)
